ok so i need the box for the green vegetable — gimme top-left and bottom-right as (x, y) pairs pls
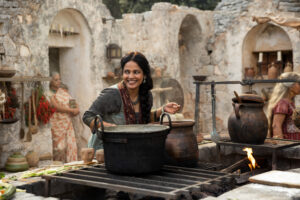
(0, 173), (4, 179)
(0, 183), (16, 200)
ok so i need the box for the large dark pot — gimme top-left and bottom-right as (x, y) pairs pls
(93, 114), (172, 175)
(163, 120), (199, 167)
(228, 94), (268, 144)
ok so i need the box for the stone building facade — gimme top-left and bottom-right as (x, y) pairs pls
(0, 0), (300, 167)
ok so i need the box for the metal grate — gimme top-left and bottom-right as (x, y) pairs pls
(216, 138), (300, 170)
(43, 164), (234, 200)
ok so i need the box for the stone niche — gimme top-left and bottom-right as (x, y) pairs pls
(178, 14), (203, 119)
(242, 23), (293, 99)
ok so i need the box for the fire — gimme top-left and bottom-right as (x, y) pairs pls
(243, 147), (260, 171)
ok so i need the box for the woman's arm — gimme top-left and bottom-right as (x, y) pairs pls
(50, 96), (73, 114)
(88, 119), (115, 132)
(82, 88), (121, 130)
(272, 113), (286, 139)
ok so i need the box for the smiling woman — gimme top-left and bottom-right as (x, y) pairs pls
(82, 51), (181, 150)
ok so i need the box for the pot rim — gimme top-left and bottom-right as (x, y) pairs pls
(232, 102), (264, 107)
(154, 119), (194, 127)
(98, 124), (170, 134)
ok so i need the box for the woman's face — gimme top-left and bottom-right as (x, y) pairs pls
(52, 74), (61, 89)
(122, 61), (144, 91)
(291, 82), (300, 95)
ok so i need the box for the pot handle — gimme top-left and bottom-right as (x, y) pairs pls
(92, 115), (104, 140)
(233, 103), (241, 119)
(160, 113), (172, 133)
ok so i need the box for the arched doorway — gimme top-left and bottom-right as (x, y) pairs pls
(242, 23), (293, 97)
(48, 8), (92, 156)
(178, 14), (202, 118)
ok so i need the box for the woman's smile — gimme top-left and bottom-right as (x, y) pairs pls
(123, 61), (144, 90)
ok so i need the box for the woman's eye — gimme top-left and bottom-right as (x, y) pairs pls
(134, 71), (141, 75)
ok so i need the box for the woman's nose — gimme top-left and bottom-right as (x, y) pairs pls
(128, 72), (135, 78)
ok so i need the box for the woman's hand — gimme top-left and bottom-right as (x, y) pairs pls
(70, 107), (80, 116)
(164, 102), (181, 114)
(89, 119), (116, 132)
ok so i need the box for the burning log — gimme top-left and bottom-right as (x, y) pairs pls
(220, 158), (249, 173)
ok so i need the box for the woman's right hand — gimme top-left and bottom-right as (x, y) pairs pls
(70, 107), (80, 116)
(89, 119), (115, 132)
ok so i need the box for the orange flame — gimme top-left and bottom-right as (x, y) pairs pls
(243, 147), (260, 171)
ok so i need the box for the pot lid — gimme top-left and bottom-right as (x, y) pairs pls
(232, 93), (264, 103)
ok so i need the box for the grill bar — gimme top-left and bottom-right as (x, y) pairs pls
(43, 164), (232, 199)
(75, 169), (188, 188)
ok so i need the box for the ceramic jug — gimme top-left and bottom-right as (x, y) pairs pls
(26, 151), (39, 167)
(245, 67), (255, 79)
(284, 62), (293, 73)
(268, 62), (278, 79)
(228, 93), (268, 144)
(81, 148), (95, 164)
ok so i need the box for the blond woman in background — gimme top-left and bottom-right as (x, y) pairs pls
(267, 72), (300, 140)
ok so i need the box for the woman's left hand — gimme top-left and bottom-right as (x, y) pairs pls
(164, 102), (181, 114)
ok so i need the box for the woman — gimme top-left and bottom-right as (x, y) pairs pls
(49, 72), (79, 162)
(267, 72), (300, 140)
(83, 51), (180, 150)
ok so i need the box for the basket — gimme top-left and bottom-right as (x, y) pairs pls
(292, 107), (300, 129)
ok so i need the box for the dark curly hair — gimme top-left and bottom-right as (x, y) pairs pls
(121, 51), (153, 123)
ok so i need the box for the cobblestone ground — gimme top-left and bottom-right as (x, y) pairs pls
(12, 191), (58, 200)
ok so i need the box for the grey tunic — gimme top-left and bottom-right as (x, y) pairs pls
(83, 84), (125, 150)
(83, 84), (153, 150)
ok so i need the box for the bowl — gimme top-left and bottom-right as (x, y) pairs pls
(193, 75), (207, 81)
(0, 69), (17, 78)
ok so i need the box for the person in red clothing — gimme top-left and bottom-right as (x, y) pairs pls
(267, 72), (300, 140)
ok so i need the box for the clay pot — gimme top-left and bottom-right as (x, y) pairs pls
(164, 120), (199, 167)
(154, 67), (162, 77)
(96, 149), (105, 164)
(81, 148), (95, 164)
(284, 62), (293, 73)
(268, 62), (278, 79)
(107, 72), (115, 78)
(26, 151), (39, 167)
(228, 94), (268, 144)
(5, 152), (29, 172)
(245, 67), (255, 79)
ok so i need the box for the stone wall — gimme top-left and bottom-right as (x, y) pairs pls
(202, 0), (300, 135)
(0, 0), (112, 168)
(1, 0), (300, 168)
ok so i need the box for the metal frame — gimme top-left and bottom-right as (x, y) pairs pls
(193, 79), (299, 138)
(42, 164), (234, 200)
(216, 138), (300, 170)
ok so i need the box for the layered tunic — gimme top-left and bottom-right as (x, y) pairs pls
(272, 98), (300, 140)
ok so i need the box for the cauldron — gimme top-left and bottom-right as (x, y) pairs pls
(93, 114), (172, 175)
(227, 93), (268, 144)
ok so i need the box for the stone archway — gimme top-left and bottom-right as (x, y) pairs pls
(178, 14), (202, 118)
(242, 23), (292, 74)
(242, 23), (293, 95)
(48, 8), (92, 157)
